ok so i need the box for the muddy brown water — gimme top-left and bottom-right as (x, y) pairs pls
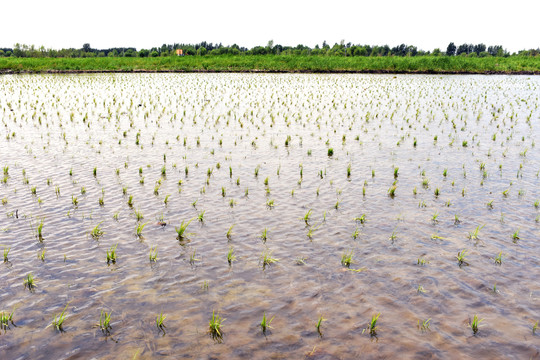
(0, 73), (539, 359)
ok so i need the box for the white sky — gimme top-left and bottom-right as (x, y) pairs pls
(2, 0), (539, 53)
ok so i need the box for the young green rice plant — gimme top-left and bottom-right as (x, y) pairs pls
(295, 256), (307, 265)
(228, 198), (236, 207)
(0, 309), (14, 331)
(502, 188), (510, 197)
(36, 218), (44, 239)
(134, 208), (144, 221)
(149, 246), (158, 262)
(469, 314), (483, 334)
(93, 167), (97, 177)
(434, 187), (440, 197)
(393, 167), (399, 178)
(135, 222), (148, 237)
(24, 273), (36, 290)
(208, 310), (225, 339)
(327, 148), (333, 156)
(389, 228), (398, 242)
(456, 249), (469, 266)
(468, 224), (484, 241)
(352, 227), (360, 240)
(127, 195), (133, 207)
(189, 249), (200, 265)
(260, 228), (268, 242)
(221, 186), (226, 197)
(156, 312), (166, 330)
(197, 210), (205, 222)
(164, 194), (170, 205)
(106, 243), (118, 263)
(454, 214), (461, 224)
(175, 218), (194, 239)
(227, 246), (236, 266)
(533, 320), (538, 334)
(80, 186), (86, 195)
(334, 200), (341, 209)
(431, 211), (439, 223)
(512, 229), (520, 242)
(3, 247), (10, 262)
(388, 185), (397, 198)
(487, 200), (494, 209)
(347, 164), (351, 178)
(417, 257), (429, 266)
(316, 314), (326, 336)
(417, 318), (431, 332)
(261, 249), (278, 269)
(31, 186), (37, 195)
(97, 310), (112, 333)
(201, 280), (209, 291)
(443, 168), (448, 177)
(113, 212), (119, 221)
(91, 222), (104, 239)
(48, 303), (69, 331)
(422, 177), (429, 188)
(38, 248), (46, 262)
(260, 312), (274, 334)
(303, 209), (312, 224)
(417, 285), (426, 294)
(354, 214), (366, 224)
(266, 199), (275, 208)
(254, 166), (260, 177)
(226, 224), (235, 239)
(493, 251), (504, 265)
(363, 313), (380, 336)
(534, 200), (539, 209)
(340, 250), (354, 268)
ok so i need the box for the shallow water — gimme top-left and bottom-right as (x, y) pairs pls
(0, 73), (539, 359)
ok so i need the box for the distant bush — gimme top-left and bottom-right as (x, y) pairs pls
(150, 51), (159, 57)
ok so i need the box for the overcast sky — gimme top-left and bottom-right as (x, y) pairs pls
(2, 0), (539, 53)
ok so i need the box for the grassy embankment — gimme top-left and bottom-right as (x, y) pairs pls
(1, 55), (539, 74)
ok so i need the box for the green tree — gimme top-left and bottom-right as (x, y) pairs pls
(446, 42), (456, 56)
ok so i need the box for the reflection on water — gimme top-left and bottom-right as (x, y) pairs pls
(0, 73), (539, 359)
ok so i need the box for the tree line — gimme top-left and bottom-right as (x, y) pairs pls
(0, 41), (539, 58)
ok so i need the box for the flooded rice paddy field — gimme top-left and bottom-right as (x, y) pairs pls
(0, 73), (539, 359)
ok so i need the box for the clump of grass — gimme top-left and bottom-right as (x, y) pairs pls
(106, 243), (118, 263)
(197, 210), (205, 222)
(316, 314), (326, 336)
(149, 246), (158, 262)
(363, 313), (380, 336)
(260, 312), (274, 334)
(36, 218), (44, 239)
(98, 310), (112, 333)
(493, 251), (504, 265)
(156, 312), (166, 330)
(135, 222), (148, 237)
(388, 185), (397, 198)
(91, 222), (104, 239)
(456, 249), (469, 266)
(418, 318), (431, 332)
(327, 148), (333, 156)
(469, 314), (483, 334)
(260, 228), (268, 242)
(468, 224), (484, 241)
(340, 250), (354, 268)
(303, 209), (312, 224)
(512, 229), (520, 242)
(208, 310), (225, 339)
(24, 273), (36, 290)
(0, 309), (14, 331)
(226, 224), (235, 239)
(175, 218), (194, 239)
(354, 214), (366, 224)
(261, 249), (278, 269)
(3, 247), (10, 262)
(227, 246), (236, 266)
(48, 304), (69, 331)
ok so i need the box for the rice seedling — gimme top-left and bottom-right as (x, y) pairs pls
(227, 246), (236, 266)
(113, 212), (119, 221)
(135, 222), (148, 237)
(38, 249), (46, 262)
(97, 310), (112, 333)
(443, 168), (448, 177)
(31, 186), (37, 195)
(189, 249), (200, 265)
(388, 185), (397, 198)
(93, 167), (97, 177)
(431, 211), (439, 223)
(316, 315), (326, 336)
(266, 199), (275, 208)
(487, 200), (494, 209)
(295, 256), (307, 265)
(260, 312), (274, 333)
(533, 320), (538, 334)
(221, 186), (226, 197)
(534, 200), (539, 209)
(201, 280), (209, 291)
(493, 251), (504, 265)
(134, 208), (144, 221)
(417, 318), (431, 332)
(303, 209), (312, 224)
(48, 303), (69, 331)
(127, 195), (133, 207)
(456, 249), (469, 266)
(0, 309), (14, 331)
(3, 247), (10, 262)
(36, 218), (44, 239)
(468, 224), (484, 241)
(347, 164), (351, 178)
(208, 310), (225, 339)
(354, 214), (366, 224)
(261, 249), (278, 269)
(164, 194), (170, 205)
(80, 186), (86, 195)
(417, 257), (428, 266)
(91, 222), (104, 239)
(175, 218), (194, 239)
(334, 200), (340, 209)
(512, 229), (520, 242)
(417, 285), (426, 294)
(156, 312), (166, 330)
(24, 273), (36, 290)
(197, 210), (205, 222)
(454, 214), (461, 224)
(106, 243), (118, 263)
(363, 313), (380, 336)
(340, 250), (354, 268)
(389, 228), (398, 242)
(327, 148), (333, 156)
(260, 228), (268, 242)
(434, 187), (440, 197)
(149, 246), (158, 262)
(469, 314), (483, 334)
